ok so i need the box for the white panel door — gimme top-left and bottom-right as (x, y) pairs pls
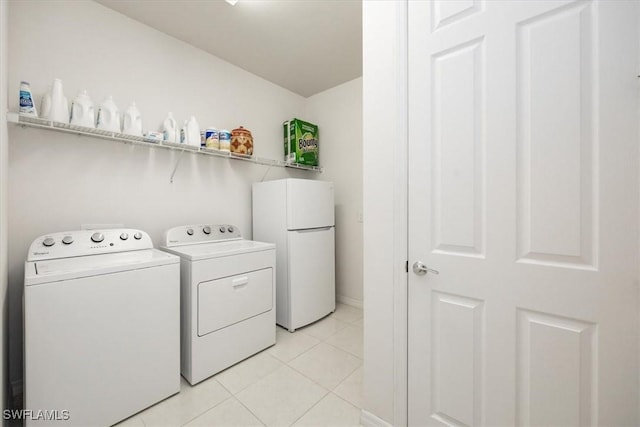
(408, 1), (639, 425)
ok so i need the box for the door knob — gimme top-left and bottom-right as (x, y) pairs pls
(413, 261), (439, 276)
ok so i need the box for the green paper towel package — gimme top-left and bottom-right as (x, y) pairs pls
(283, 118), (319, 166)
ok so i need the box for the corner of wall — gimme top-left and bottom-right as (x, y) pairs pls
(303, 77), (364, 306)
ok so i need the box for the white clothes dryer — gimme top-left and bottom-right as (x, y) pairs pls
(23, 229), (180, 427)
(161, 224), (276, 385)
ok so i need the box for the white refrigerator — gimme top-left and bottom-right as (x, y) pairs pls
(252, 178), (335, 332)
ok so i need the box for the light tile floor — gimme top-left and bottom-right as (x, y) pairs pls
(118, 303), (363, 427)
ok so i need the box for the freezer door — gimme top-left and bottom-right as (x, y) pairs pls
(287, 227), (336, 330)
(287, 179), (334, 230)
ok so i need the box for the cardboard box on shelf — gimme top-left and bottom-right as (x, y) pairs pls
(283, 118), (319, 167)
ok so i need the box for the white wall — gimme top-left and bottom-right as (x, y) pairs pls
(305, 78), (363, 306)
(362, 1), (406, 426)
(6, 0), (314, 387)
(1, 0), (9, 413)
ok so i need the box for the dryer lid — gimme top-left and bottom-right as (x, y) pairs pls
(160, 239), (275, 261)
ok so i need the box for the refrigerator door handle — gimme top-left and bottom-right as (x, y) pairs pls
(294, 227), (333, 233)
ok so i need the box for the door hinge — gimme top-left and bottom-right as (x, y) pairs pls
(405, 260), (408, 273)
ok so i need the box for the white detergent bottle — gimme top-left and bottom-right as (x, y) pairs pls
(69, 90), (95, 128)
(185, 116), (200, 148)
(96, 96), (121, 132)
(48, 78), (69, 124)
(40, 86), (52, 120)
(122, 102), (143, 136)
(162, 112), (178, 143)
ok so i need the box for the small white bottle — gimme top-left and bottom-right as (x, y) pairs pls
(96, 96), (121, 132)
(122, 102), (143, 136)
(162, 112), (178, 143)
(19, 81), (37, 117)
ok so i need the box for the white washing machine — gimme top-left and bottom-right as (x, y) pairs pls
(24, 229), (180, 427)
(161, 224), (276, 385)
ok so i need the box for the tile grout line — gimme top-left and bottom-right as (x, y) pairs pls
(285, 346), (362, 394)
(287, 388), (332, 427)
(232, 395), (268, 427)
(179, 388), (235, 427)
(231, 363), (328, 427)
(329, 391), (363, 411)
(229, 320), (361, 425)
(322, 339), (363, 359)
(215, 351), (284, 395)
(288, 391), (362, 427)
(270, 336), (323, 364)
(282, 326), (363, 404)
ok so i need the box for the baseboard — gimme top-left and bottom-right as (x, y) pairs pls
(360, 410), (393, 427)
(336, 294), (363, 309)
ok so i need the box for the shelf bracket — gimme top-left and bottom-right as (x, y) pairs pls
(259, 164), (274, 182)
(169, 149), (186, 184)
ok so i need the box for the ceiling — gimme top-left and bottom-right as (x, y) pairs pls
(96, 0), (362, 98)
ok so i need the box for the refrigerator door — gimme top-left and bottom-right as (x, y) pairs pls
(287, 227), (335, 330)
(287, 179), (334, 230)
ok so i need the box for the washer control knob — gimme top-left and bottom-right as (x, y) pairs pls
(134, 232), (143, 240)
(227, 226), (234, 233)
(91, 232), (104, 243)
(120, 233), (129, 241)
(187, 228), (194, 236)
(219, 226), (226, 233)
(62, 235), (74, 245)
(203, 226), (211, 235)
(43, 237), (55, 247)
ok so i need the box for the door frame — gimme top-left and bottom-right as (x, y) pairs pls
(392, 0), (409, 425)
(391, 0), (409, 425)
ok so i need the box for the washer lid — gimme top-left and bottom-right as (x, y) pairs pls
(160, 239), (275, 261)
(25, 249), (179, 286)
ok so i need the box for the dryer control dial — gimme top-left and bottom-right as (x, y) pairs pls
(91, 233), (104, 243)
(187, 228), (194, 236)
(219, 226), (226, 233)
(120, 233), (129, 241)
(134, 232), (143, 240)
(43, 237), (55, 247)
(62, 235), (74, 245)
(203, 226), (211, 235)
